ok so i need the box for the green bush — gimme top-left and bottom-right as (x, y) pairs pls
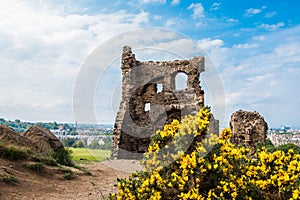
(61, 169), (74, 180)
(72, 140), (84, 148)
(0, 144), (28, 160)
(265, 138), (274, 146)
(52, 148), (74, 167)
(110, 108), (300, 200)
(40, 158), (58, 166)
(100, 137), (112, 150)
(88, 141), (101, 149)
(63, 172), (74, 180)
(63, 138), (76, 147)
(3, 175), (17, 184)
(268, 143), (300, 154)
(24, 162), (43, 172)
(83, 168), (92, 176)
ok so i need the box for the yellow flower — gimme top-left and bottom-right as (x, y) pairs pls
(223, 184), (229, 192)
(231, 191), (237, 199)
(207, 163), (212, 170)
(112, 107), (300, 200)
(291, 187), (300, 199)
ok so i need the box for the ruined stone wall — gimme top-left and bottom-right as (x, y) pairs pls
(230, 110), (268, 154)
(111, 46), (217, 159)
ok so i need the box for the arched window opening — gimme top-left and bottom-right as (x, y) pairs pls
(175, 72), (188, 90)
(144, 103), (151, 112)
(157, 83), (163, 93)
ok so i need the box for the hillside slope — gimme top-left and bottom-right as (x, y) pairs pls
(0, 158), (130, 200)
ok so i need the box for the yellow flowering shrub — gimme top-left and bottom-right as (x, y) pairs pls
(109, 107), (300, 200)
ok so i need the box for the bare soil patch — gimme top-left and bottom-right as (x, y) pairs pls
(0, 159), (141, 200)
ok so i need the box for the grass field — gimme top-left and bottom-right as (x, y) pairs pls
(69, 148), (110, 162)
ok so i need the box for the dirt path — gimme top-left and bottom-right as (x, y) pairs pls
(0, 159), (142, 200)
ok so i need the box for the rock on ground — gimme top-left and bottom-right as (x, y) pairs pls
(23, 125), (64, 155)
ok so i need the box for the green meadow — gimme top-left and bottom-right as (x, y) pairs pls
(69, 147), (110, 162)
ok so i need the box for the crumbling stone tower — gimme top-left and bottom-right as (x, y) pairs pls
(111, 46), (216, 159)
(230, 110), (268, 154)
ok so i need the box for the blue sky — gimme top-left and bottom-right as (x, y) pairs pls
(0, 0), (300, 128)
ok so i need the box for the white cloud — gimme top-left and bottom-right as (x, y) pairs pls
(166, 18), (177, 27)
(165, 17), (187, 28)
(252, 35), (266, 41)
(152, 38), (200, 57)
(265, 11), (276, 18)
(0, 0), (150, 122)
(233, 43), (258, 49)
(1, 1), (299, 128)
(210, 2), (221, 11)
(153, 15), (162, 20)
(272, 43), (300, 63)
(244, 8), (262, 17)
(197, 38), (224, 50)
(227, 18), (238, 23)
(141, 0), (166, 4)
(171, 0), (180, 5)
(130, 11), (149, 24)
(258, 22), (285, 31)
(188, 3), (205, 18)
(196, 22), (207, 27)
(73, 28), (221, 124)
(245, 73), (275, 87)
(205, 25), (300, 127)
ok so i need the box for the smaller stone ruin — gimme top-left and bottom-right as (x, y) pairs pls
(230, 110), (268, 154)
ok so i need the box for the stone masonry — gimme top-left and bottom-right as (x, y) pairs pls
(111, 46), (219, 159)
(230, 110), (268, 154)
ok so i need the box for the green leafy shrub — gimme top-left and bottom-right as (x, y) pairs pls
(0, 143), (28, 160)
(52, 148), (74, 167)
(268, 143), (300, 154)
(63, 138), (76, 147)
(265, 138), (274, 146)
(72, 140), (84, 148)
(85, 171), (92, 176)
(24, 162), (43, 172)
(99, 137), (112, 150)
(3, 175), (18, 184)
(61, 169), (74, 180)
(83, 168), (92, 176)
(109, 107), (300, 200)
(88, 141), (101, 149)
(40, 158), (58, 166)
(63, 172), (74, 180)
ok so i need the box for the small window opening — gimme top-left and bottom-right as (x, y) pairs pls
(175, 72), (188, 90)
(144, 103), (151, 112)
(157, 84), (163, 93)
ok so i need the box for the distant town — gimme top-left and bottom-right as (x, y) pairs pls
(51, 123), (113, 149)
(0, 118), (113, 149)
(267, 126), (300, 147)
(1, 117), (300, 148)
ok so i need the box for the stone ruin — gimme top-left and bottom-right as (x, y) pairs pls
(230, 110), (268, 154)
(111, 46), (219, 159)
